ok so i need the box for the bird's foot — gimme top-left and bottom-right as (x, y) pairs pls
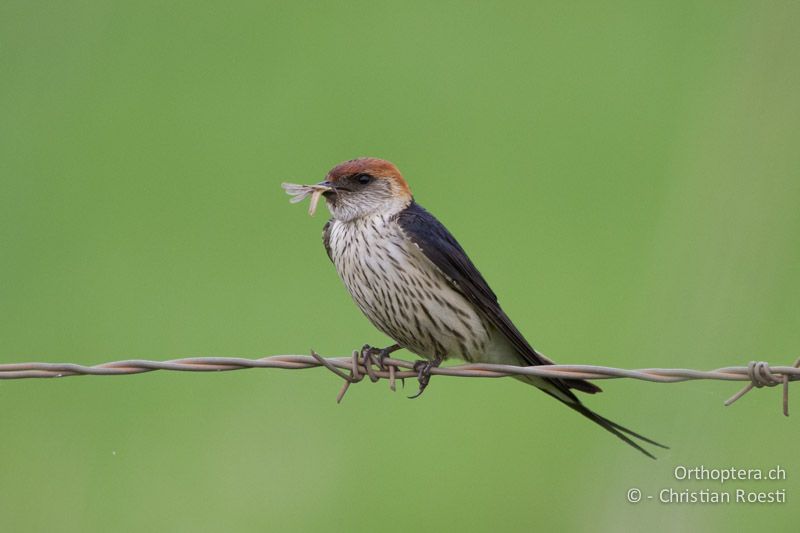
(358, 343), (401, 381)
(408, 356), (443, 399)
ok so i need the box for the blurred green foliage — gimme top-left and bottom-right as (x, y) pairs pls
(1, 1), (799, 531)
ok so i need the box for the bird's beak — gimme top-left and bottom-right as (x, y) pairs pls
(316, 180), (339, 196)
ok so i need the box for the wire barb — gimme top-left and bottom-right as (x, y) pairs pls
(723, 359), (800, 416)
(1, 353), (798, 414)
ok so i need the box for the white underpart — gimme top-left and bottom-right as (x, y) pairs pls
(326, 211), (520, 365)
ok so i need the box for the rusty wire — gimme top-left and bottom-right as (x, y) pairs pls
(1, 352), (798, 415)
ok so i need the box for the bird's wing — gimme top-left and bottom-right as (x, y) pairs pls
(395, 202), (600, 396)
(322, 220), (334, 262)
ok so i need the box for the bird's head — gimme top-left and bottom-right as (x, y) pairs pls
(317, 158), (412, 221)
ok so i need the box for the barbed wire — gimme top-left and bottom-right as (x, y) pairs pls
(1, 352), (798, 415)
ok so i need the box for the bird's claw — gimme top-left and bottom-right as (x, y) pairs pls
(358, 343), (401, 382)
(408, 357), (442, 399)
(360, 344), (386, 371)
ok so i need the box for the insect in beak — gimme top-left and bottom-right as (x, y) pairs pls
(281, 182), (334, 216)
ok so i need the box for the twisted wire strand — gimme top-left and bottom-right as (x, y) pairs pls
(1, 353), (798, 414)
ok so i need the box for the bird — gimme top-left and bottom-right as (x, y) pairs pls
(302, 157), (666, 458)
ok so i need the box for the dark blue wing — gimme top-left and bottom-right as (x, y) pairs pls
(396, 202), (600, 396)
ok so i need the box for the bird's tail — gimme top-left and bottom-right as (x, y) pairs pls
(559, 396), (668, 459)
(517, 375), (668, 459)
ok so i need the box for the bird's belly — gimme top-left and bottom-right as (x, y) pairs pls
(328, 218), (490, 362)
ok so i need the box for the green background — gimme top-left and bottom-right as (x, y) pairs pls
(2, 1), (799, 531)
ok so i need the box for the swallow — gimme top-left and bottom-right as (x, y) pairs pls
(301, 157), (666, 458)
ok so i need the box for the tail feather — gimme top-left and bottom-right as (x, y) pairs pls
(513, 357), (666, 458)
(539, 387), (668, 459)
(565, 399), (668, 459)
(564, 377), (602, 394)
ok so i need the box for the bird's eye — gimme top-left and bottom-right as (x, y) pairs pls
(354, 173), (372, 185)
